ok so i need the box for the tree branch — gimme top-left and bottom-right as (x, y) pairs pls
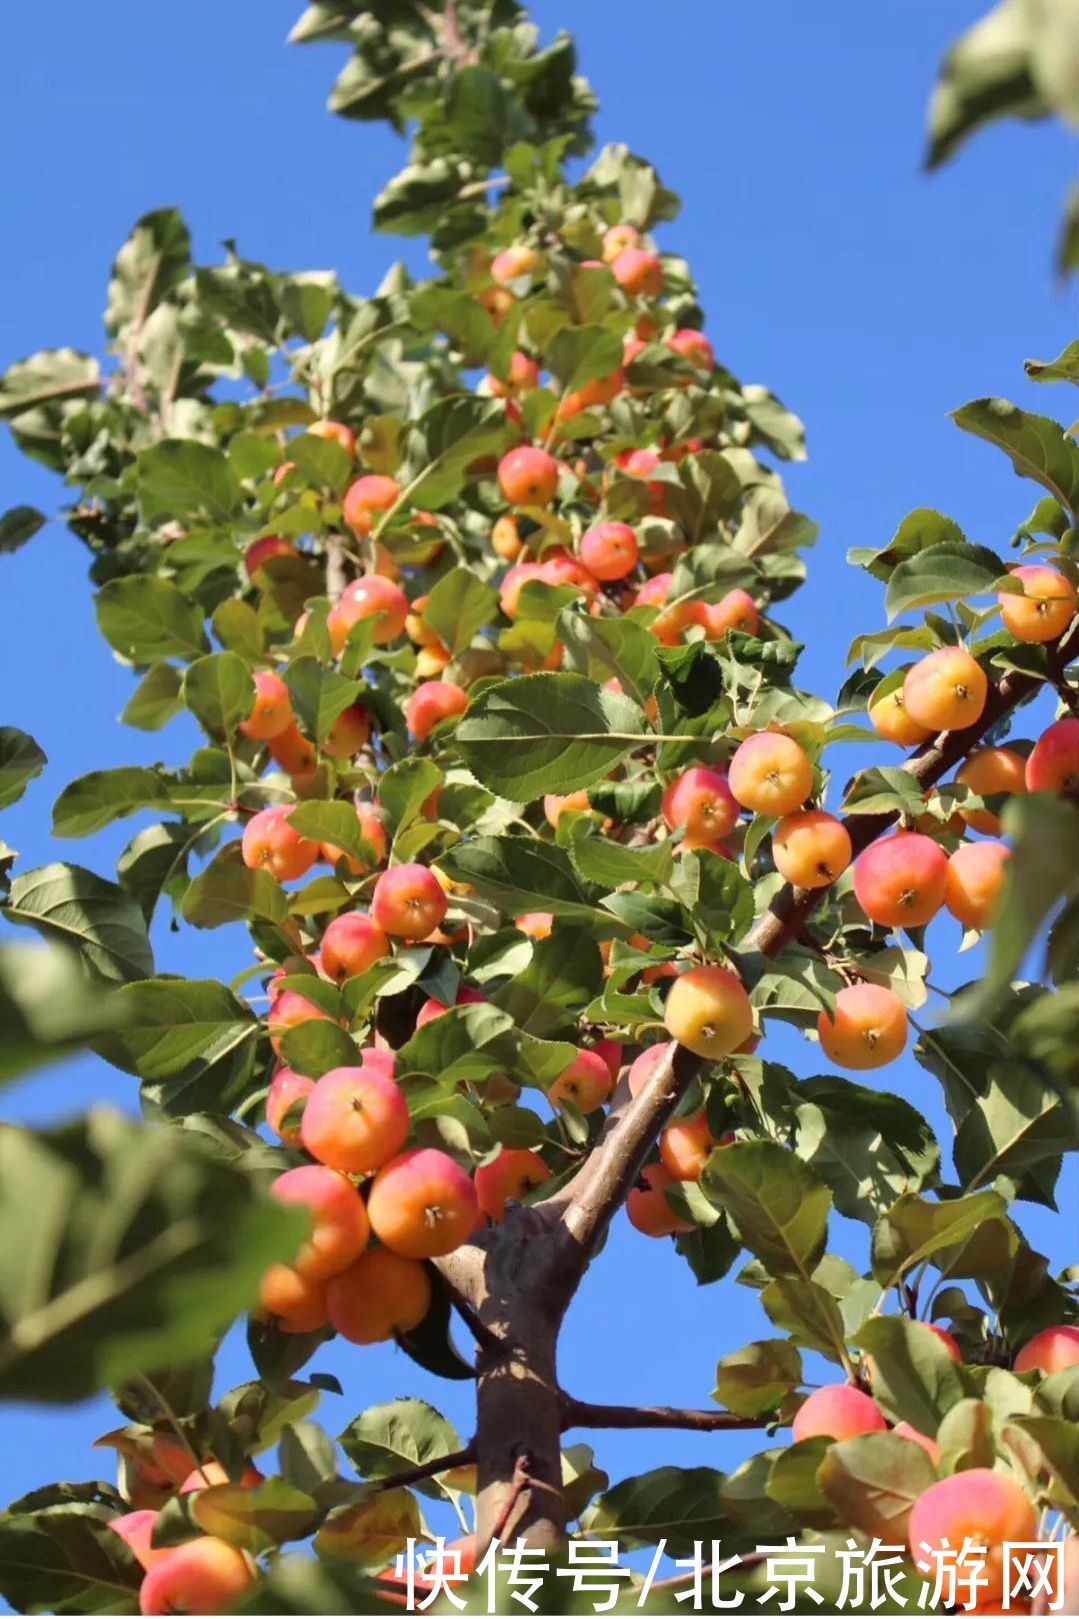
(432, 1245), (503, 1357)
(560, 1397), (773, 1433)
(370, 1444), (475, 1494)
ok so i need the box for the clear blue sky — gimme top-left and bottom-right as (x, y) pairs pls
(1, 0), (1075, 1555)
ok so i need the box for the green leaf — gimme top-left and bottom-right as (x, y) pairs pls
(0, 726), (46, 810)
(0, 1505), (141, 1615)
(436, 836), (602, 925)
(283, 657), (361, 744)
(568, 820), (673, 890)
(51, 767), (168, 839)
(926, 0), (1045, 169)
(181, 853), (290, 930)
(0, 942), (127, 1087)
(95, 576), (209, 664)
(871, 1189), (1009, 1288)
(557, 607), (660, 706)
(841, 765), (928, 820)
(0, 1111), (306, 1401)
(492, 927), (604, 1039)
(546, 323), (624, 391)
(1002, 1414), (1079, 1503)
(456, 672), (646, 798)
(884, 540), (1007, 621)
(936, 1398), (995, 1472)
(378, 758), (441, 840)
(105, 207), (190, 337)
(583, 1466), (731, 1555)
(213, 599), (265, 661)
(849, 507), (968, 580)
(702, 1140), (831, 1280)
(853, 1316), (965, 1433)
(279, 274), (336, 343)
(164, 1477), (318, 1555)
(4, 863), (153, 982)
(954, 1063), (1074, 1192)
(713, 1339), (802, 1418)
(793, 1077), (939, 1225)
(338, 1398), (463, 1501)
(182, 653), (256, 738)
(819, 1433), (937, 1543)
(0, 347), (100, 421)
(952, 397), (1079, 517)
(137, 439), (240, 524)
(401, 395), (511, 511)
(288, 802), (375, 866)
(0, 505), (47, 553)
(742, 385), (807, 462)
(422, 567), (499, 655)
(1025, 338), (1079, 385)
(759, 1276), (851, 1365)
(99, 978), (258, 1088)
(313, 1487), (421, 1570)
(764, 1438), (836, 1527)
(395, 1002), (514, 1086)
(120, 663), (185, 731)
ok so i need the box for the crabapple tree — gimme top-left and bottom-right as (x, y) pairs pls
(0, 2), (1077, 1614)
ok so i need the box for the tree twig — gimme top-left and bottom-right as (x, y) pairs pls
(370, 1444), (476, 1494)
(560, 1397), (773, 1433)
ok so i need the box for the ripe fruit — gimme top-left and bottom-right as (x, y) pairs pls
(414, 985), (486, 1028)
(486, 350), (540, 398)
(579, 521), (639, 582)
(699, 588), (760, 639)
(241, 806), (318, 881)
(491, 244), (541, 283)
(902, 647), (988, 733)
(371, 863), (448, 939)
(238, 671), (293, 741)
(320, 912), (389, 984)
(998, 564), (1076, 643)
(956, 747), (1027, 833)
(869, 682), (933, 747)
(497, 445), (559, 507)
(627, 1041), (676, 1098)
(108, 1511), (169, 1571)
(267, 722), (317, 777)
(591, 1038), (624, 1084)
(548, 1049), (615, 1114)
(728, 732), (814, 817)
(300, 1066), (409, 1177)
(543, 789), (591, 827)
(664, 964), (754, 1061)
(475, 1147), (551, 1220)
(627, 1163), (693, 1236)
(791, 1384), (887, 1444)
(817, 983), (908, 1071)
(491, 514), (522, 560)
(270, 1164), (370, 1279)
(321, 703), (370, 759)
(662, 766), (740, 844)
(406, 680), (468, 742)
(772, 810), (852, 889)
(342, 474), (400, 537)
(244, 534), (295, 579)
(1013, 1323), (1079, 1374)
(668, 328), (715, 370)
(366, 1147), (479, 1260)
(258, 1263), (328, 1333)
(1025, 717), (1079, 793)
(325, 1247), (432, 1344)
(611, 248), (663, 297)
(602, 223), (641, 262)
(267, 989), (338, 1056)
(516, 910), (553, 940)
(907, 1469), (1036, 1602)
(336, 575), (409, 643)
(265, 1066), (315, 1146)
(307, 418), (356, 458)
(138, 1537), (255, 1616)
(944, 840), (1009, 929)
(659, 1112), (720, 1181)
(852, 831), (949, 929)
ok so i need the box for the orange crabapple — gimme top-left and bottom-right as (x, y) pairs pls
(955, 747), (1027, 833)
(543, 789), (591, 827)
(1014, 1323), (1079, 1374)
(516, 911), (553, 940)
(699, 588), (760, 639)
(257, 1263), (328, 1334)
(579, 520), (639, 581)
(943, 839), (1009, 929)
(267, 722), (318, 777)
(1025, 716), (1079, 793)
(371, 862), (447, 939)
(238, 670), (293, 742)
(668, 328), (715, 369)
(335, 574), (409, 643)
(664, 964), (754, 1061)
(342, 473), (400, 537)
(320, 803), (388, 876)
(241, 805), (319, 881)
(907, 1469), (1036, 1603)
(137, 1537), (255, 1616)
(319, 912), (390, 984)
(267, 988), (340, 1057)
(299, 1065), (410, 1176)
(852, 830), (949, 929)
(548, 1049), (614, 1114)
(306, 418), (356, 458)
(902, 646), (988, 732)
(366, 1147), (479, 1260)
(602, 223), (641, 262)
(772, 810), (852, 889)
(474, 1147), (552, 1220)
(270, 1163), (370, 1279)
(244, 534), (295, 579)
(817, 983), (908, 1070)
(265, 1066), (315, 1147)
(659, 1112), (729, 1181)
(497, 445), (560, 506)
(414, 985), (486, 1029)
(490, 243), (542, 282)
(868, 680), (934, 747)
(406, 679), (469, 742)
(728, 731), (814, 817)
(998, 564), (1076, 643)
(611, 248), (663, 297)
(791, 1384), (887, 1444)
(108, 1512), (169, 1572)
(626, 1163), (693, 1237)
(662, 765), (740, 844)
(325, 1247), (433, 1344)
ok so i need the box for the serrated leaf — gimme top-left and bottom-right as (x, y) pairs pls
(854, 1316), (965, 1434)
(181, 852), (289, 930)
(702, 1140), (831, 1280)
(0, 726), (46, 810)
(120, 663), (185, 731)
(4, 863), (153, 982)
(583, 1466), (730, 1555)
(871, 1189), (1009, 1289)
(182, 652), (255, 738)
(0, 1506), (141, 1615)
(952, 396), (1079, 516)
(95, 576), (209, 664)
(51, 768), (168, 839)
(713, 1338), (802, 1417)
(137, 439), (239, 524)
(422, 566), (498, 655)
(884, 540), (1008, 621)
(819, 1432), (937, 1543)
(338, 1398), (463, 1501)
(456, 672), (646, 798)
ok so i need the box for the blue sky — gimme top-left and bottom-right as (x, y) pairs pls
(1, 0), (1075, 1558)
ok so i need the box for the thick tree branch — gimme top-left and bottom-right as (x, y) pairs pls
(560, 1397), (773, 1433)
